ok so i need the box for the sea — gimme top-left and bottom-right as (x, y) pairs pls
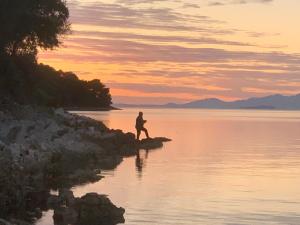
(36, 108), (300, 225)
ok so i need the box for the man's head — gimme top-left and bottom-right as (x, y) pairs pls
(139, 112), (143, 116)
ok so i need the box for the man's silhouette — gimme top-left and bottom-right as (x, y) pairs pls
(135, 112), (149, 140)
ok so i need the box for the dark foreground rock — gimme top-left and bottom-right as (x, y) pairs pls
(52, 192), (125, 225)
(0, 218), (31, 225)
(0, 103), (170, 224)
(76, 193), (125, 225)
(139, 137), (172, 150)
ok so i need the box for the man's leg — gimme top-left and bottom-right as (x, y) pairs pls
(136, 129), (141, 140)
(142, 128), (150, 138)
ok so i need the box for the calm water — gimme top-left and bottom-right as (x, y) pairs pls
(37, 108), (300, 225)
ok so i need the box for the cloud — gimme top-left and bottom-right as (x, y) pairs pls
(68, 1), (232, 36)
(51, 36), (300, 64)
(39, 0), (300, 104)
(115, 0), (273, 7)
(208, 0), (273, 7)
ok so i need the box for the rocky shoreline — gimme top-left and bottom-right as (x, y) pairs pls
(0, 103), (170, 225)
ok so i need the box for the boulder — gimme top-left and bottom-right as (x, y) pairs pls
(67, 169), (104, 186)
(0, 219), (11, 225)
(138, 137), (171, 150)
(53, 206), (77, 225)
(4, 219), (32, 225)
(54, 108), (66, 117)
(98, 156), (123, 170)
(59, 189), (75, 207)
(47, 195), (62, 209)
(5, 126), (22, 143)
(76, 193), (125, 225)
(119, 144), (137, 156)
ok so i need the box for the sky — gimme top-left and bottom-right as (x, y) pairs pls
(39, 0), (300, 104)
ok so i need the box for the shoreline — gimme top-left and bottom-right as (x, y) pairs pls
(64, 106), (121, 111)
(0, 103), (170, 225)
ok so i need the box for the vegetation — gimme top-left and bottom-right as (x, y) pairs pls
(0, 0), (112, 108)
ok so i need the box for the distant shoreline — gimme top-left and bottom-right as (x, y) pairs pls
(115, 93), (300, 111)
(65, 106), (121, 111)
(115, 105), (300, 111)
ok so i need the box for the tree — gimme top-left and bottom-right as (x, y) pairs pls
(0, 0), (113, 108)
(0, 0), (70, 57)
(87, 79), (112, 107)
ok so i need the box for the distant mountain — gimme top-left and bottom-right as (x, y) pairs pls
(115, 94), (300, 110)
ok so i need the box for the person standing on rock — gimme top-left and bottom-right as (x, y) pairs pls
(135, 112), (150, 140)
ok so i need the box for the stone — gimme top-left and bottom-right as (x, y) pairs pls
(76, 193), (125, 225)
(99, 133), (117, 141)
(98, 156), (123, 170)
(0, 141), (7, 151)
(138, 137), (171, 150)
(47, 195), (62, 209)
(0, 219), (11, 225)
(54, 108), (66, 117)
(59, 189), (75, 207)
(6, 126), (22, 143)
(68, 169), (103, 185)
(119, 144), (137, 156)
(53, 206), (78, 225)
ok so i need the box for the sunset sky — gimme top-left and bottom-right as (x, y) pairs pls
(39, 0), (300, 104)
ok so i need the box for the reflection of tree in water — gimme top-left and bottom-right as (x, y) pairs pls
(135, 149), (149, 178)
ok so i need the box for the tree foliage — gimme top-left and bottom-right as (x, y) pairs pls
(32, 64), (112, 108)
(0, 0), (112, 108)
(0, 0), (70, 56)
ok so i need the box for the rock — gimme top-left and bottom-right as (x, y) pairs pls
(47, 195), (62, 209)
(0, 219), (11, 225)
(59, 189), (75, 207)
(34, 208), (43, 219)
(0, 103), (172, 224)
(6, 126), (22, 143)
(6, 219), (32, 225)
(119, 144), (137, 156)
(53, 206), (77, 225)
(138, 137), (171, 150)
(99, 133), (117, 141)
(0, 141), (7, 151)
(98, 156), (123, 170)
(54, 108), (66, 117)
(76, 193), (125, 225)
(68, 169), (103, 185)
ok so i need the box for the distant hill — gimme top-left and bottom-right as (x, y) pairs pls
(115, 94), (300, 110)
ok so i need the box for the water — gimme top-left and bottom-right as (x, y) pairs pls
(37, 108), (300, 225)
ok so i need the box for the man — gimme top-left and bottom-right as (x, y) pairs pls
(135, 112), (150, 140)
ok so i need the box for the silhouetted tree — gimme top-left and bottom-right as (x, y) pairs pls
(32, 64), (112, 108)
(0, 0), (112, 108)
(0, 0), (70, 57)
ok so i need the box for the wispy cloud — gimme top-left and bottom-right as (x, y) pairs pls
(39, 0), (300, 104)
(208, 0), (273, 7)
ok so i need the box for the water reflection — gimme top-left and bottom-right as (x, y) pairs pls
(135, 150), (149, 178)
(37, 109), (300, 225)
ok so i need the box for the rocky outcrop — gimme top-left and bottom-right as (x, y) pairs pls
(0, 103), (170, 224)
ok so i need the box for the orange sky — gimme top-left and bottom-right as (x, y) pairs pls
(39, 0), (300, 104)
